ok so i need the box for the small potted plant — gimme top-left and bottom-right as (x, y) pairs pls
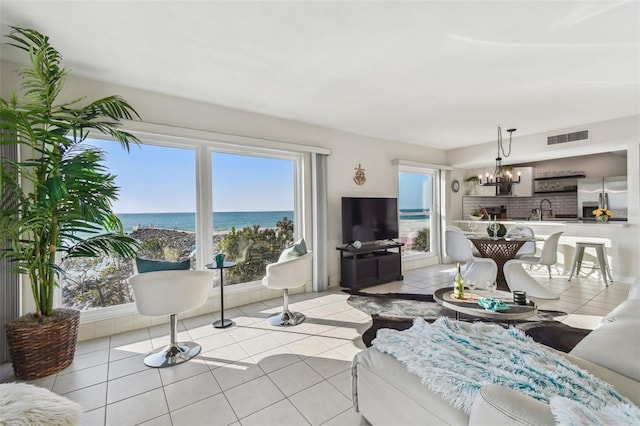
(592, 208), (614, 223)
(469, 210), (483, 221)
(464, 176), (482, 195)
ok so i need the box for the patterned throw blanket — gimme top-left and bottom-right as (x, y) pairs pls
(373, 317), (639, 423)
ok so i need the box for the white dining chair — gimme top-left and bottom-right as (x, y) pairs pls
(445, 229), (497, 286)
(506, 226), (537, 258)
(503, 232), (563, 299)
(518, 231), (563, 278)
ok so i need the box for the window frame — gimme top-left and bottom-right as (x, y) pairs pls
(57, 127), (308, 323)
(398, 164), (441, 260)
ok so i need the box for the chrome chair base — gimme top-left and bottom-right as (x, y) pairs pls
(143, 342), (202, 368)
(267, 310), (305, 326)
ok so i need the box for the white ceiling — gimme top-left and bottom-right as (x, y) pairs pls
(1, 1), (638, 150)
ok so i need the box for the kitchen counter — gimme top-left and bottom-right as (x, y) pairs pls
(453, 219), (628, 227)
(451, 218), (636, 282)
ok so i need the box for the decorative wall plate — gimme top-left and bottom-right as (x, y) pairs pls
(451, 179), (460, 193)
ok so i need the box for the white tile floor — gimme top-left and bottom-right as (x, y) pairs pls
(0, 264), (630, 426)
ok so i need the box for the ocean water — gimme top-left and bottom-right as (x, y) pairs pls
(399, 208), (431, 220)
(117, 211), (293, 233)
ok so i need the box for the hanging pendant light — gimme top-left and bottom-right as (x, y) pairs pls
(481, 126), (520, 194)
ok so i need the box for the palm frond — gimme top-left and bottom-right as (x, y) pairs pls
(65, 234), (139, 260)
(1, 26), (141, 316)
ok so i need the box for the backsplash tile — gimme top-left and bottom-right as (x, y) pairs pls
(462, 194), (578, 221)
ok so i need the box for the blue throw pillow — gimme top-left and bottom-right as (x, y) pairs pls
(136, 257), (191, 274)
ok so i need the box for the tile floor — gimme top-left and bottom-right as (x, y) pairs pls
(0, 264), (630, 426)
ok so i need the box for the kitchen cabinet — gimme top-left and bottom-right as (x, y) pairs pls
(511, 167), (534, 197)
(534, 173), (585, 194)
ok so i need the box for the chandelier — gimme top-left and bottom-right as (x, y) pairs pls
(481, 126), (520, 193)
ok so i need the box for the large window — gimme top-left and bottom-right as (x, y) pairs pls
(59, 136), (302, 313)
(212, 152), (295, 284)
(398, 167), (438, 256)
(61, 139), (196, 311)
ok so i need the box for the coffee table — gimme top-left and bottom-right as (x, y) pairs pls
(347, 292), (577, 351)
(433, 287), (537, 322)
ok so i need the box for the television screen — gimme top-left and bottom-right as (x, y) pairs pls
(341, 197), (399, 244)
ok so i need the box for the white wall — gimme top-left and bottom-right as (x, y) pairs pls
(446, 116), (640, 169)
(1, 60), (447, 294)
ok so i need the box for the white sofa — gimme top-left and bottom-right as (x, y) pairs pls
(352, 281), (640, 425)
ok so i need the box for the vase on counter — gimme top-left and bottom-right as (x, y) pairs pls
(596, 215), (609, 224)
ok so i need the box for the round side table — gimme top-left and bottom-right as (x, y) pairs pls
(205, 261), (237, 328)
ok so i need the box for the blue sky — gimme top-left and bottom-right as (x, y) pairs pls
(399, 172), (432, 210)
(89, 139), (294, 213)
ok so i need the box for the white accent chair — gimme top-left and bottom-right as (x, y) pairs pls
(506, 226), (536, 258)
(503, 232), (563, 299)
(129, 270), (214, 367)
(445, 229), (497, 287)
(262, 251), (313, 326)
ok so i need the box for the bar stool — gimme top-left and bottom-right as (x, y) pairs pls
(568, 242), (613, 286)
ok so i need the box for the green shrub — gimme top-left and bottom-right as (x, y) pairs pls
(217, 217), (294, 283)
(414, 228), (430, 252)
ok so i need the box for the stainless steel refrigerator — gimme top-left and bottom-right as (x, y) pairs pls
(578, 176), (628, 221)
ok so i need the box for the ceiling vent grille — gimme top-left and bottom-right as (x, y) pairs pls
(547, 130), (588, 145)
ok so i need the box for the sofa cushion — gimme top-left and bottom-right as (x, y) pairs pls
(353, 347), (469, 425)
(469, 385), (554, 426)
(570, 299), (640, 382)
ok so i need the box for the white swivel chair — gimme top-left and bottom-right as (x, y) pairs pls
(506, 226), (536, 258)
(503, 232), (563, 300)
(445, 229), (497, 286)
(262, 251), (313, 326)
(129, 270), (214, 367)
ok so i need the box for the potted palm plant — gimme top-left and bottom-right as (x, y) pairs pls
(0, 27), (140, 379)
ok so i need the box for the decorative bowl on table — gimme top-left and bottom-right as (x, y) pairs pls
(468, 214), (483, 221)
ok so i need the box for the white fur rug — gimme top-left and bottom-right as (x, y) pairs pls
(0, 383), (82, 426)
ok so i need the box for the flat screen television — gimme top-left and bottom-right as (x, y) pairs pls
(341, 197), (399, 244)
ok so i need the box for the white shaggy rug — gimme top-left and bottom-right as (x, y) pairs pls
(0, 383), (82, 426)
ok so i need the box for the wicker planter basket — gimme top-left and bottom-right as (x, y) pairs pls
(6, 308), (80, 379)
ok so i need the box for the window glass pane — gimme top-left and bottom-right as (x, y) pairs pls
(61, 140), (196, 311)
(399, 170), (434, 255)
(212, 152), (294, 284)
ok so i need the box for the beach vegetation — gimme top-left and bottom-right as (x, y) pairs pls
(137, 237), (181, 262)
(414, 228), (431, 252)
(218, 217), (294, 283)
(0, 27), (140, 318)
(62, 256), (134, 310)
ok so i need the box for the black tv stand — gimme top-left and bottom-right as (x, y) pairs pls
(337, 242), (404, 291)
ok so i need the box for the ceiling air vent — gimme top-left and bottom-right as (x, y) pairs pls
(547, 130), (588, 145)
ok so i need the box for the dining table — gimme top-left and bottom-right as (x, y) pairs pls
(467, 236), (527, 291)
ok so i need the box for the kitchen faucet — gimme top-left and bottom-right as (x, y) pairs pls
(538, 199), (553, 220)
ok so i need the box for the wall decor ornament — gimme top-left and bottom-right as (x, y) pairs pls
(353, 164), (366, 185)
